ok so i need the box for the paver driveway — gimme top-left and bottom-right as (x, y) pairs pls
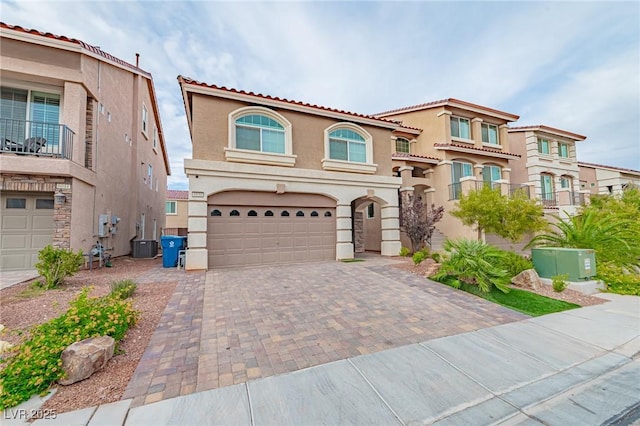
(123, 256), (526, 407)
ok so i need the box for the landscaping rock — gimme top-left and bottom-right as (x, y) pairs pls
(59, 336), (115, 385)
(512, 269), (542, 291)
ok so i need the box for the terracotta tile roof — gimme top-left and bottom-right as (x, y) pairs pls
(178, 76), (398, 126)
(167, 190), (189, 200)
(434, 142), (521, 158)
(509, 125), (586, 141)
(376, 98), (519, 121)
(578, 161), (640, 175)
(0, 22), (149, 77)
(392, 152), (440, 163)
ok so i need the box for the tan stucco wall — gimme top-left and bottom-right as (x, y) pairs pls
(190, 94), (393, 175)
(1, 31), (168, 260)
(165, 199), (188, 230)
(507, 132), (529, 185)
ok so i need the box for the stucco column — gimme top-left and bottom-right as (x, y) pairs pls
(424, 187), (436, 206)
(496, 179), (510, 197)
(499, 125), (510, 151)
(557, 188), (572, 206)
(185, 198), (208, 270)
(460, 176), (477, 196)
(471, 118), (483, 148)
(61, 82), (87, 163)
(336, 203), (354, 260)
(380, 205), (401, 256)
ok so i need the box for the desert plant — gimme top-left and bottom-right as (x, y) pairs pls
(552, 274), (569, 292)
(413, 251), (427, 265)
(110, 279), (137, 299)
(527, 210), (640, 268)
(431, 239), (511, 293)
(34, 245), (84, 289)
(495, 250), (533, 278)
(0, 287), (139, 409)
(399, 246), (411, 257)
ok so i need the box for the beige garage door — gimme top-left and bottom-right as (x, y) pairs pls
(207, 205), (336, 268)
(1, 193), (54, 271)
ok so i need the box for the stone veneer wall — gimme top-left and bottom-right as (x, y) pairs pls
(0, 174), (72, 249)
(85, 97), (94, 169)
(354, 211), (364, 253)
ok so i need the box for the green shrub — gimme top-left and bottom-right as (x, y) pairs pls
(496, 251), (533, 278)
(413, 251), (426, 265)
(399, 247), (411, 257)
(110, 279), (137, 299)
(34, 245), (84, 289)
(552, 274), (569, 292)
(0, 287), (139, 409)
(431, 252), (442, 263)
(597, 262), (640, 296)
(431, 239), (511, 293)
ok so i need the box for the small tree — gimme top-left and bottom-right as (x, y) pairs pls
(400, 192), (444, 252)
(35, 245), (84, 289)
(451, 185), (547, 242)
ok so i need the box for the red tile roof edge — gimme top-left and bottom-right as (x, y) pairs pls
(509, 125), (586, 141)
(167, 190), (189, 200)
(178, 76), (399, 126)
(1, 22), (150, 77)
(578, 161), (640, 175)
(434, 143), (521, 158)
(376, 98), (519, 121)
(391, 152), (441, 162)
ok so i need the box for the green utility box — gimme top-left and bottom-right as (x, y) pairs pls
(531, 248), (596, 281)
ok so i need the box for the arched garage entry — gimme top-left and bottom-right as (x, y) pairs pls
(207, 191), (336, 268)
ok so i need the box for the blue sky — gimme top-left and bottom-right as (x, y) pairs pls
(3, 1), (639, 189)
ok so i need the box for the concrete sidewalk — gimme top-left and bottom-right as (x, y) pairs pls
(19, 292), (639, 426)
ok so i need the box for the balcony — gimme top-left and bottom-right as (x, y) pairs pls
(1, 118), (74, 160)
(538, 191), (586, 208)
(509, 184), (531, 199)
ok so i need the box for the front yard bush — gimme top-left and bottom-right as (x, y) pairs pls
(35, 245), (84, 289)
(597, 262), (640, 296)
(0, 287), (139, 410)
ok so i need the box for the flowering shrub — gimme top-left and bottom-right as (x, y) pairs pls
(0, 287), (139, 409)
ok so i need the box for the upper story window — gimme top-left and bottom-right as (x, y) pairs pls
(225, 107), (295, 167)
(481, 123), (499, 145)
(538, 138), (550, 155)
(450, 116), (470, 139)
(558, 142), (570, 158)
(142, 104), (148, 135)
(395, 137), (410, 153)
(147, 164), (153, 189)
(1, 86), (61, 150)
(322, 123), (376, 173)
(153, 127), (158, 150)
(166, 201), (177, 215)
(329, 128), (366, 162)
(450, 160), (473, 200)
(560, 176), (572, 189)
(235, 114), (285, 154)
(483, 165), (502, 183)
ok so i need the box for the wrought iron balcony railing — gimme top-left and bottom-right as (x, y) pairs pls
(1, 118), (74, 159)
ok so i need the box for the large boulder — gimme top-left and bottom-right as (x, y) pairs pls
(512, 269), (542, 291)
(59, 336), (115, 385)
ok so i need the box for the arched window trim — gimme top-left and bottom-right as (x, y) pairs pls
(225, 106), (296, 167)
(321, 122), (377, 174)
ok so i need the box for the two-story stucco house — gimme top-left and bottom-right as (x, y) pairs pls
(164, 189), (188, 236)
(0, 23), (170, 270)
(578, 162), (640, 196)
(375, 99), (522, 246)
(178, 77), (404, 270)
(508, 125), (588, 217)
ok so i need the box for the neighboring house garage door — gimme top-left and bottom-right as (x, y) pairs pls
(1, 193), (54, 271)
(207, 193), (336, 268)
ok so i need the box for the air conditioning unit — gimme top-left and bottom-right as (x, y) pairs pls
(132, 240), (158, 258)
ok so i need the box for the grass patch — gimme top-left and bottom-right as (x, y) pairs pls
(341, 259), (365, 263)
(438, 277), (580, 317)
(18, 282), (47, 298)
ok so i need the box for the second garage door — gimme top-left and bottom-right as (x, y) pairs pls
(207, 205), (336, 268)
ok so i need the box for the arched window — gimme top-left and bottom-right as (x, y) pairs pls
(281, 210), (290, 217)
(265, 210), (274, 216)
(395, 137), (410, 153)
(324, 211), (332, 217)
(210, 209), (222, 216)
(235, 114), (285, 154)
(322, 123), (376, 173)
(248, 210), (258, 216)
(230, 210), (240, 216)
(296, 210), (304, 217)
(311, 211), (319, 217)
(328, 128), (366, 162)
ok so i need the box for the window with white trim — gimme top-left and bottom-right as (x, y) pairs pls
(329, 128), (366, 162)
(147, 164), (153, 189)
(558, 142), (569, 158)
(142, 104), (148, 134)
(538, 138), (550, 155)
(235, 114), (285, 154)
(450, 160), (473, 199)
(541, 173), (554, 202)
(395, 137), (410, 153)
(153, 126), (158, 150)
(482, 165), (502, 183)
(560, 176), (572, 189)
(450, 116), (470, 139)
(166, 201), (177, 214)
(481, 123), (499, 145)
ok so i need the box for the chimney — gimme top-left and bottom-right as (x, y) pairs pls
(135, 53), (140, 67)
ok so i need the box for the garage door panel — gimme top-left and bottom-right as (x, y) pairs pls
(2, 234), (28, 249)
(32, 216), (54, 230)
(2, 216), (28, 230)
(1, 253), (29, 270)
(31, 234), (52, 249)
(207, 202), (335, 268)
